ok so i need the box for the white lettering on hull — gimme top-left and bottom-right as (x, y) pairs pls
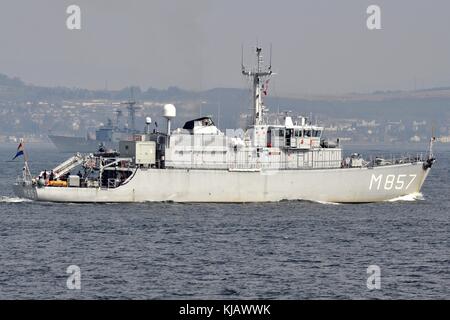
(369, 174), (417, 191)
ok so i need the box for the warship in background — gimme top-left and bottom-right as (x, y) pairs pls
(48, 100), (140, 152)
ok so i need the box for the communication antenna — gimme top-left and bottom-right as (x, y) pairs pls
(429, 124), (436, 160)
(145, 116), (152, 134)
(269, 43), (272, 71)
(241, 44), (245, 73)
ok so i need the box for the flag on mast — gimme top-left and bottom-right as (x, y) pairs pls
(12, 141), (25, 160)
(263, 79), (270, 96)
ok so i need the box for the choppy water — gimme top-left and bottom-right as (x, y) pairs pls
(0, 143), (448, 299)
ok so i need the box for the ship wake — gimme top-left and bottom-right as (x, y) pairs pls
(309, 200), (341, 205)
(386, 192), (424, 202)
(0, 196), (32, 203)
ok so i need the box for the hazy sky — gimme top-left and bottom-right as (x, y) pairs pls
(1, 0), (450, 96)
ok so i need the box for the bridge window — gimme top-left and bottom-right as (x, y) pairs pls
(315, 130), (322, 137)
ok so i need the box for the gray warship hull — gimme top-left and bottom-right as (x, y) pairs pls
(13, 162), (430, 203)
(48, 135), (117, 153)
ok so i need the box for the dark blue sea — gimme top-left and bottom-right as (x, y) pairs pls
(0, 143), (448, 299)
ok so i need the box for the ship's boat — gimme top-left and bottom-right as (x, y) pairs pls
(13, 47), (435, 203)
(48, 180), (67, 187)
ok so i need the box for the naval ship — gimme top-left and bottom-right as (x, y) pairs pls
(14, 47), (435, 203)
(48, 100), (140, 153)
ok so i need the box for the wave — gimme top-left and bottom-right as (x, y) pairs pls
(0, 196), (32, 203)
(311, 192), (424, 205)
(387, 192), (424, 202)
(311, 200), (341, 205)
(0, 194), (425, 204)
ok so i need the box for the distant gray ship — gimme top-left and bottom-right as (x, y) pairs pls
(48, 135), (117, 153)
(48, 101), (139, 152)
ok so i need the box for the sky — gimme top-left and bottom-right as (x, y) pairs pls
(1, 0), (450, 96)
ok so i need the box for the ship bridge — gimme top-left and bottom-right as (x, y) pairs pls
(249, 115), (324, 150)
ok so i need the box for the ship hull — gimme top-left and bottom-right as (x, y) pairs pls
(14, 162), (430, 203)
(48, 135), (118, 153)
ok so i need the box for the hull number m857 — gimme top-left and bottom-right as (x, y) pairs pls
(369, 174), (417, 191)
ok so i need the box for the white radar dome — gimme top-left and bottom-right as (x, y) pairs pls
(145, 116), (152, 124)
(163, 104), (176, 118)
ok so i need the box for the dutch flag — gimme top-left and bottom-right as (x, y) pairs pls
(12, 142), (24, 160)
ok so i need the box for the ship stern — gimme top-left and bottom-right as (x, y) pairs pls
(13, 180), (38, 201)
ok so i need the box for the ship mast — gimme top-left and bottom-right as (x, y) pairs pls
(242, 46), (272, 127)
(121, 88), (139, 133)
(126, 100), (137, 133)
